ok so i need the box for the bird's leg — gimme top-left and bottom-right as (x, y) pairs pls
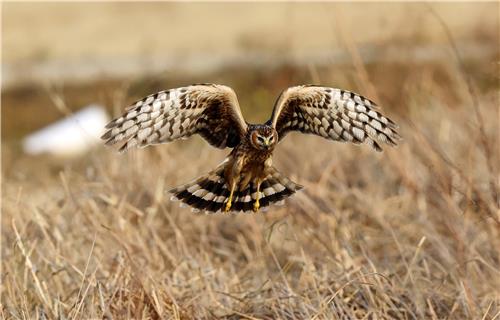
(225, 181), (236, 213)
(253, 181), (262, 212)
(224, 156), (243, 213)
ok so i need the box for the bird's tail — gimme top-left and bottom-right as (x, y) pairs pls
(169, 165), (303, 213)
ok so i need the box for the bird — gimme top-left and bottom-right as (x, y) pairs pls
(102, 84), (400, 213)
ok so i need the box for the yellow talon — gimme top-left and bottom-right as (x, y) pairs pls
(224, 197), (232, 212)
(225, 184), (235, 213)
(253, 188), (261, 212)
(253, 199), (260, 212)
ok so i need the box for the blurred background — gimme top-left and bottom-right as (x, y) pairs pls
(2, 2), (499, 319)
(3, 3), (497, 147)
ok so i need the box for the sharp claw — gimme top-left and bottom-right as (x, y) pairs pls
(225, 201), (232, 213)
(253, 189), (261, 212)
(225, 183), (236, 214)
(224, 195), (233, 213)
(253, 199), (260, 212)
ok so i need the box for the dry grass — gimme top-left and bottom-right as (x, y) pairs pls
(2, 63), (499, 319)
(2, 13), (500, 320)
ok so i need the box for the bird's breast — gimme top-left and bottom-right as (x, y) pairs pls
(243, 149), (273, 177)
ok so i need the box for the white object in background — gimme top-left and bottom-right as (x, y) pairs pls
(22, 105), (110, 157)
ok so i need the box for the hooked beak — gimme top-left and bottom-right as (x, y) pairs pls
(263, 138), (271, 148)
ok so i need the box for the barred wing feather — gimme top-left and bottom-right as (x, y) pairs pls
(269, 85), (400, 151)
(102, 84), (247, 152)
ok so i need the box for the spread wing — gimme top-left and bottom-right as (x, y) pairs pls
(102, 84), (247, 152)
(268, 85), (400, 151)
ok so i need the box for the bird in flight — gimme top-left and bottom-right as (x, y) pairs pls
(102, 84), (399, 213)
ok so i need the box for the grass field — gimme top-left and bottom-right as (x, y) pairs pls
(2, 3), (499, 319)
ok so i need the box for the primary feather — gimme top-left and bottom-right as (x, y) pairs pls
(101, 84), (247, 152)
(269, 85), (400, 151)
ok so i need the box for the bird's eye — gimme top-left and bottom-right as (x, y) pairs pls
(257, 136), (264, 142)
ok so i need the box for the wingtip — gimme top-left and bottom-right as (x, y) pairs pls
(105, 119), (117, 129)
(101, 130), (112, 140)
(117, 142), (129, 153)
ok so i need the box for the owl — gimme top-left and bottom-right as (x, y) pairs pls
(102, 84), (400, 213)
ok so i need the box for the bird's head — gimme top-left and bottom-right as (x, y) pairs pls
(249, 125), (278, 151)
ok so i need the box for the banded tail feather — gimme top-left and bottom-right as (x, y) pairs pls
(169, 166), (303, 213)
